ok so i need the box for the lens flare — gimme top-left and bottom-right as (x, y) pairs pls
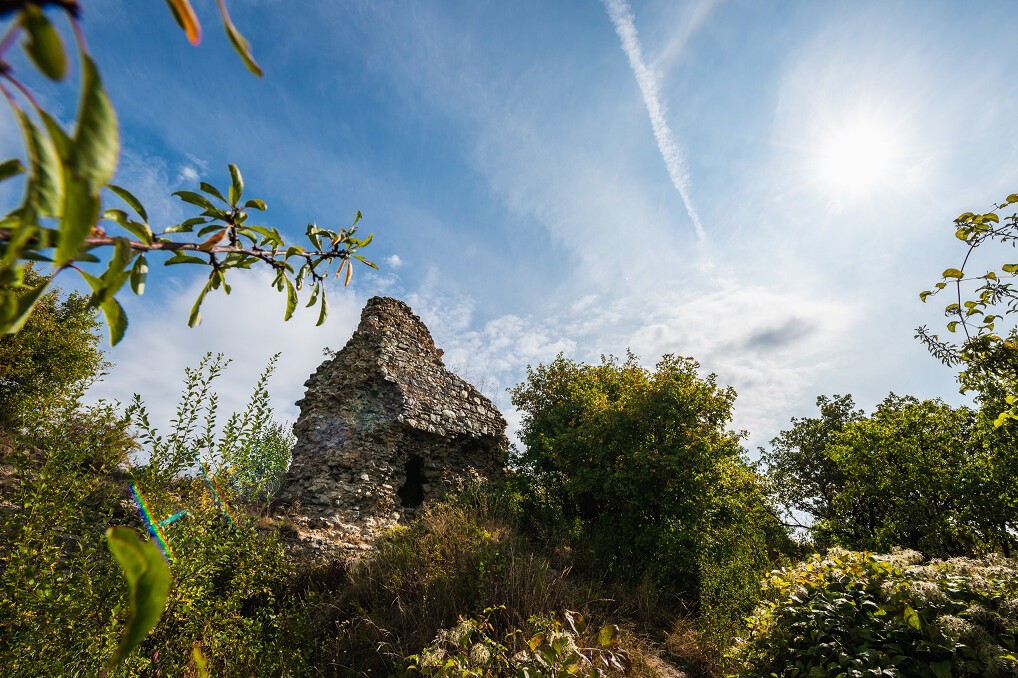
(129, 482), (174, 563)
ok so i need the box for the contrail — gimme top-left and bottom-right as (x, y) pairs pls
(603, 0), (707, 243)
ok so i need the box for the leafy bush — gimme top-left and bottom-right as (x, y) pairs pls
(406, 608), (630, 677)
(510, 353), (791, 638)
(728, 549), (1018, 677)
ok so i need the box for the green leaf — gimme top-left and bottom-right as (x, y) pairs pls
(107, 184), (149, 222)
(172, 190), (217, 211)
(283, 275), (297, 321)
(1003, 264), (1018, 274)
(306, 283), (319, 308)
(104, 527), (170, 669)
(317, 287), (328, 326)
(199, 181), (227, 204)
(353, 254), (378, 270)
(164, 252), (207, 266)
(72, 54), (119, 195)
(21, 6), (67, 81)
(1008, 194), (1018, 204)
(228, 164), (243, 205)
(0, 158), (25, 183)
(14, 107), (63, 217)
(102, 297), (129, 345)
(942, 268), (963, 279)
(162, 217), (207, 235)
(903, 605), (921, 631)
(243, 198), (266, 211)
(947, 321), (958, 333)
(352, 210), (362, 226)
(930, 660), (952, 678)
(130, 255), (148, 295)
(598, 624), (618, 648)
(2, 280), (50, 335)
(164, 0), (201, 45)
(55, 176), (99, 267)
(217, 0), (263, 76)
(189, 280), (213, 327)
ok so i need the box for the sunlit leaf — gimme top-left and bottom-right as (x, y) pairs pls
(2, 280), (50, 335)
(216, 0), (262, 76)
(130, 255), (148, 295)
(942, 268), (963, 279)
(228, 164), (243, 205)
(317, 287), (328, 326)
(199, 181), (227, 204)
(104, 527), (170, 669)
(164, 0), (201, 45)
(14, 108), (63, 217)
(243, 198), (266, 210)
(107, 183), (148, 222)
(72, 54), (119, 195)
(173, 190), (217, 211)
(21, 6), (67, 81)
(55, 175), (99, 267)
(283, 275), (297, 321)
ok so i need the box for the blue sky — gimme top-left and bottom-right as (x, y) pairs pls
(7, 0), (1017, 450)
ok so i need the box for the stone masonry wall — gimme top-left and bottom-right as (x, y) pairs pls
(277, 296), (508, 552)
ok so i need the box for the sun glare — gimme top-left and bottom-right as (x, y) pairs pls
(811, 111), (906, 203)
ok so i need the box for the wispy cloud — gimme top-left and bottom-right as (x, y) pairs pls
(603, 0), (707, 243)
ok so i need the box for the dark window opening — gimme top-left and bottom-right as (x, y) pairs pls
(397, 455), (426, 508)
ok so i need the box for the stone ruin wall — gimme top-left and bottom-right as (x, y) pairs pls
(276, 296), (508, 552)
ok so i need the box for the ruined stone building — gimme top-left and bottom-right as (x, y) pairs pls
(276, 296), (508, 551)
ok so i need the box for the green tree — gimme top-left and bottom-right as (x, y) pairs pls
(511, 352), (788, 637)
(0, 263), (104, 429)
(762, 393), (1013, 557)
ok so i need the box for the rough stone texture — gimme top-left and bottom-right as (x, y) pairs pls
(276, 296), (508, 552)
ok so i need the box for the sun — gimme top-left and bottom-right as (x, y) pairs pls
(809, 109), (906, 203)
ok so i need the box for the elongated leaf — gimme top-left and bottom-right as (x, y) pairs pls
(199, 181), (227, 204)
(107, 184), (148, 222)
(2, 280), (50, 335)
(104, 527), (170, 669)
(216, 0), (262, 76)
(102, 297), (128, 345)
(243, 198), (266, 211)
(189, 279), (213, 327)
(55, 175), (99, 267)
(353, 254), (378, 270)
(130, 255), (148, 295)
(172, 190), (217, 211)
(72, 54), (119, 194)
(164, 0), (201, 45)
(38, 109), (71, 161)
(14, 108), (63, 217)
(227, 164), (243, 205)
(162, 217), (207, 235)
(164, 252), (207, 266)
(317, 286), (328, 326)
(283, 275), (297, 321)
(21, 6), (67, 81)
(0, 158), (25, 183)
(942, 268), (964, 279)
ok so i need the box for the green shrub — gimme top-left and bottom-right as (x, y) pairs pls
(406, 607), (630, 677)
(510, 353), (791, 639)
(728, 549), (1018, 677)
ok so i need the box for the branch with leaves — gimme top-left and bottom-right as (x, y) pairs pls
(918, 194), (1018, 426)
(0, 0), (378, 346)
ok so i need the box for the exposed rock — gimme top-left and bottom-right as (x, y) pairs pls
(276, 296), (508, 553)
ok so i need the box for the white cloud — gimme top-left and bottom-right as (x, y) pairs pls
(385, 254), (403, 268)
